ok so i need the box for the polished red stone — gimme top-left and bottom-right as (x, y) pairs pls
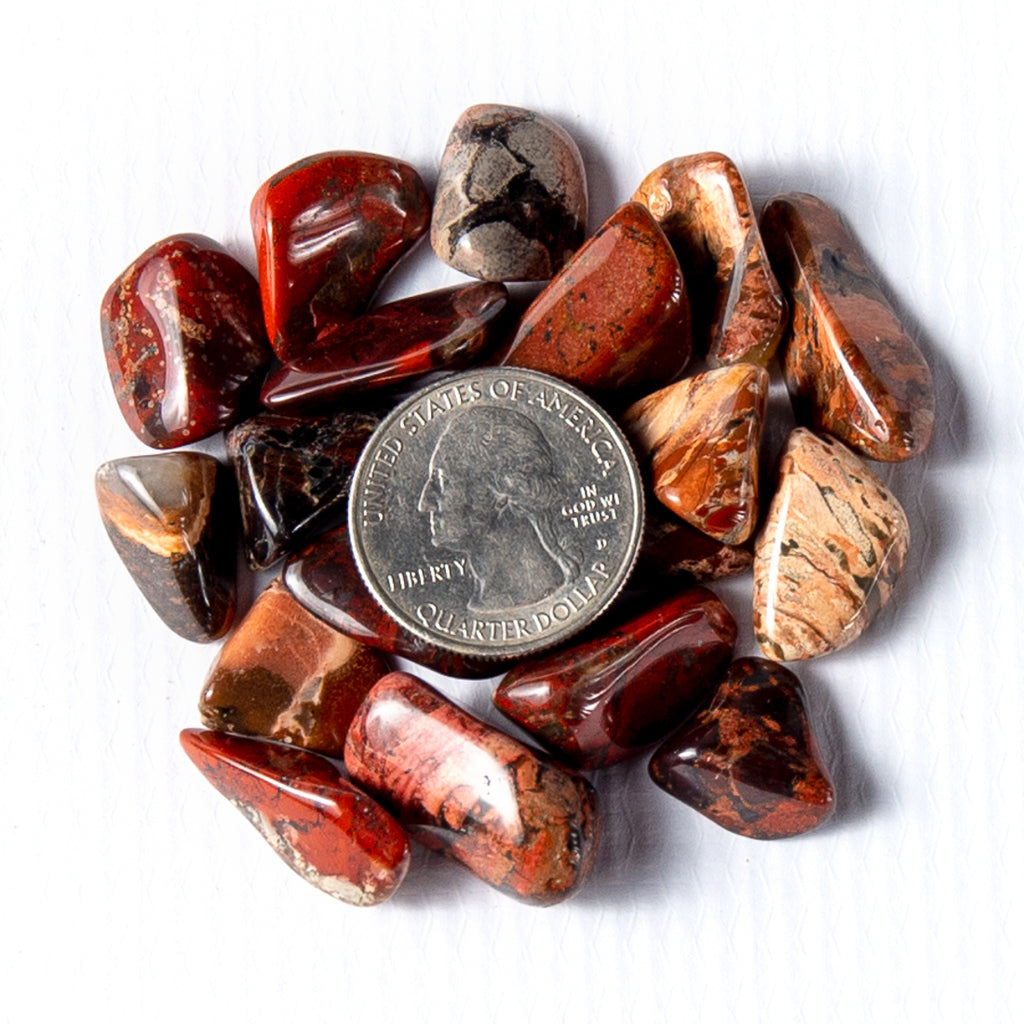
(649, 658), (835, 839)
(101, 234), (271, 448)
(181, 729), (410, 905)
(261, 283), (509, 413)
(499, 202), (691, 397)
(251, 152), (431, 362)
(494, 588), (736, 770)
(345, 672), (599, 905)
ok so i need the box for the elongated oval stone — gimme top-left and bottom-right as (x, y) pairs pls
(494, 588), (736, 770)
(251, 152), (431, 362)
(261, 283), (509, 413)
(345, 672), (599, 905)
(101, 234), (272, 448)
(761, 192), (935, 462)
(181, 729), (410, 905)
(199, 578), (390, 758)
(431, 104), (587, 281)
(753, 428), (910, 661)
(633, 153), (787, 367)
(95, 453), (236, 642)
(499, 202), (691, 396)
(649, 658), (835, 839)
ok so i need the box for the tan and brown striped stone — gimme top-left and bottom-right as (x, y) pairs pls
(753, 428), (910, 661)
(622, 364), (769, 545)
(761, 192), (935, 462)
(633, 153), (787, 367)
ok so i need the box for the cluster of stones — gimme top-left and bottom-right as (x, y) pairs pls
(96, 104), (935, 906)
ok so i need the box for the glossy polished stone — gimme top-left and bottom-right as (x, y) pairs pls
(181, 729), (410, 905)
(227, 409), (379, 569)
(494, 588), (736, 770)
(251, 152), (431, 362)
(649, 658), (835, 839)
(431, 104), (587, 281)
(633, 153), (787, 366)
(261, 283), (509, 413)
(199, 579), (389, 758)
(762, 192), (935, 462)
(283, 525), (506, 679)
(753, 429), (910, 661)
(634, 504), (754, 584)
(101, 234), (271, 448)
(622, 364), (769, 545)
(499, 202), (691, 396)
(345, 672), (599, 905)
(95, 453), (235, 642)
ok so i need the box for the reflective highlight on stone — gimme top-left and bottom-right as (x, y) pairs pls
(634, 504), (754, 584)
(95, 453), (235, 642)
(251, 152), (431, 361)
(649, 658), (835, 839)
(633, 153), (787, 366)
(199, 579), (389, 758)
(101, 234), (271, 448)
(753, 429), (910, 661)
(494, 588), (736, 770)
(761, 192), (935, 462)
(181, 729), (410, 905)
(431, 104), (587, 281)
(622, 364), (769, 544)
(499, 202), (691, 395)
(345, 672), (599, 905)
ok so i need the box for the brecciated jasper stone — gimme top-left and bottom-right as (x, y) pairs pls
(499, 202), (691, 396)
(251, 152), (431, 362)
(761, 192), (935, 462)
(101, 234), (272, 448)
(649, 658), (835, 839)
(261, 283), (509, 413)
(199, 578), (389, 758)
(95, 453), (235, 642)
(633, 153), (787, 367)
(430, 103), (587, 281)
(493, 588), (736, 770)
(345, 672), (599, 905)
(181, 729), (410, 905)
(753, 429), (910, 661)
(622, 364), (769, 545)
(227, 409), (379, 569)
(283, 525), (506, 680)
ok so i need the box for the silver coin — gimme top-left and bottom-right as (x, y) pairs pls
(348, 367), (644, 659)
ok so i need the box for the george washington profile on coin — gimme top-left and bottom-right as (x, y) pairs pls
(418, 406), (580, 612)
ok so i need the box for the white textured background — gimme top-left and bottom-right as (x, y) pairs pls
(3, 2), (1020, 1021)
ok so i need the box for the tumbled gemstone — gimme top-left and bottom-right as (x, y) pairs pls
(431, 104), (587, 281)
(261, 283), (509, 413)
(622, 364), (769, 545)
(251, 152), (430, 361)
(181, 729), (410, 905)
(345, 672), (599, 905)
(761, 192), (935, 461)
(633, 153), (787, 366)
(227, 409), (379, 569)
(95, 453), (235, 642)
(649, 658), (835, 839)
(499, 202), (691, 396)
(199, 579), (389, 758)
(753, 429), (910, 661)
(101, 234), (271, 448)
(494, 588), (736, 770)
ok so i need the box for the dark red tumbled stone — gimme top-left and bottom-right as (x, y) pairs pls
(494, 588), (736, 770)
(345, 672), (599, 905)
(251, 152), (431, 362)
(649, 657), (835, 839)
(101, 234), (272, 448)
(181, 729), (410, 905)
